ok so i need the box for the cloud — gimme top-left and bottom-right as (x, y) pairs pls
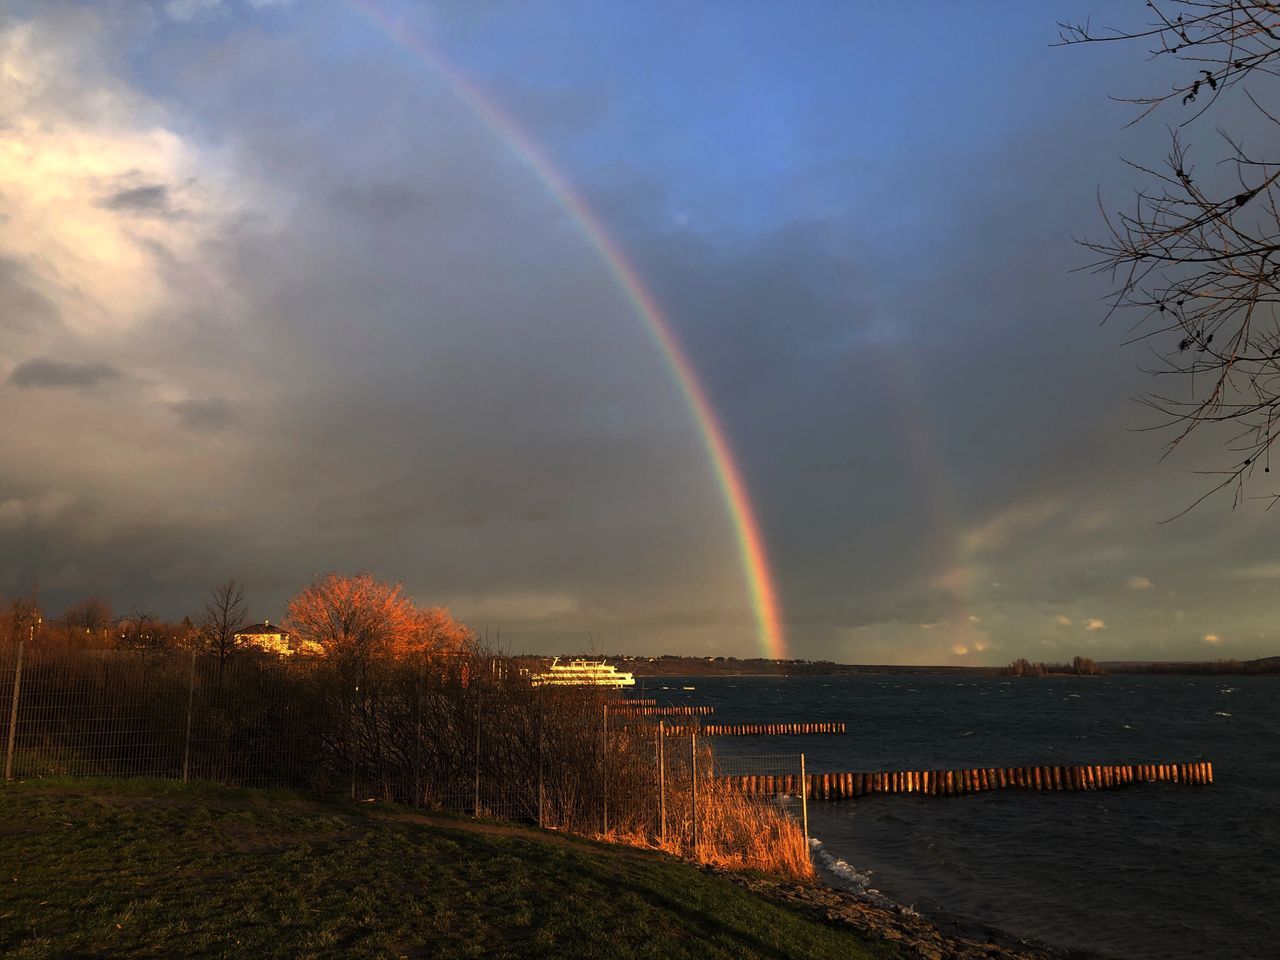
(1126, 575), (1153, 590)
(1203, 633), (1224, 646)
(164, 0), (223, 20)
(1085, 618), (1106, 631)
(0, 14), (242, 341)
(0, 491), (74, 529)
(166, 0), (291, 19)
(99, 184), (173, 215)
(961, 496), (1066, 556)
(1054, 614), (1073, 626)
(455, 590), (580, 622)
(1227, 562), (1280, 580)
(167, 397), (234, 431)
(0, 256), (60, 333)
(8, 358), (120, 388)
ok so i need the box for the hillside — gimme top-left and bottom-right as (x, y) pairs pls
(0, 780), (909, 960)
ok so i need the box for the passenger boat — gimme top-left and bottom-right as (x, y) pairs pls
(530, 657), (635, 688)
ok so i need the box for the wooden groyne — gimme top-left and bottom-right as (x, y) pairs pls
(613, 705), (715, 717)
(617, 698), (657, 706)
(725, 762), (1214, 799)
(661, 722), (845, 736)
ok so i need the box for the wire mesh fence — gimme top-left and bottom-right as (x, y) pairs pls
(0, 639), (813, 877)
(0, 642), (320, 785)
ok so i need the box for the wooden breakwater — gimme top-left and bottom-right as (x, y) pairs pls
(661, 722), (845, 736)
(617, 699), (657, 706)
(726, 761), (1214, 799)
(612, 705), (715, 717)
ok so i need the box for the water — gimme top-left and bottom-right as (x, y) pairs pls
(646, 674), (1280, 960)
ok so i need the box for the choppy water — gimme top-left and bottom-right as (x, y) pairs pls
(645, 673), (1280, 960)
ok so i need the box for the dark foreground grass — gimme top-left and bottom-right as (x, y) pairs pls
(0, 780), (906, 960)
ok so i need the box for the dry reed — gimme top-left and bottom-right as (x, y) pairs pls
(598, 744), (813, 880)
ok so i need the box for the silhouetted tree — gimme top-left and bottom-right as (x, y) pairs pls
(196, 579), (248, 665)
(2, 593), (42, 646)
(117, 606), (164, 658)
(61, 597), (114, 639)
(1060, 3), (1280, 514)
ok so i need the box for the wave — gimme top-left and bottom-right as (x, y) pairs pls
(808, 838), (919, 916)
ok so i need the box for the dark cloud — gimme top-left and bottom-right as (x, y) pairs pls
(8, 358), (121, 389)
(167, 397), (234, 432)
(5, 2), (1278, 662)
(98, 184), (173, 215)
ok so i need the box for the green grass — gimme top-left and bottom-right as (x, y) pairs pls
(0, 779), (905, 960)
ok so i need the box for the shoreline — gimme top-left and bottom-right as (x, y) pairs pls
(712, 862), (1111, 960)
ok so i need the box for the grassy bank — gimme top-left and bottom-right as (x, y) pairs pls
(0, 780), (905, 960)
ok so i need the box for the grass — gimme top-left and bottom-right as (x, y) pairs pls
(0, 779), (906, 960)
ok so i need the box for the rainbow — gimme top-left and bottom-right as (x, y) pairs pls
(344, 2), (786, 658)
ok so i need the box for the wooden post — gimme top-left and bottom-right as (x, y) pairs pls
(657, 719), (666, 843)
(537, 686), (545, 829)
(181, 648), (196, 784)
(690, 727), (699, 854)
(412, 667), (424, 808)
(800, 753), (809, 860)
(3, 641), (23, 782)
(473, 686), (482, 816)
(602, 704), (609, 834)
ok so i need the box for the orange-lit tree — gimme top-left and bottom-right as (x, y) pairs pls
(286, 572), (417, 662)
(286, 572), (474, 661)
(401, 605), (475, 659)
(286, 572), (478, 797)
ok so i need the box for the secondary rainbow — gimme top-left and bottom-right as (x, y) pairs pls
(346, 1), (786, 658)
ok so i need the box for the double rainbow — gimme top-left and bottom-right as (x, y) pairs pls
(346, 2), (786, 658)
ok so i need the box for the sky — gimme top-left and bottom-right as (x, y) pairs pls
(2, 0), (1278, 664)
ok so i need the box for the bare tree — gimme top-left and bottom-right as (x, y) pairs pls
(2, 594), (41, 646)
(196, 579), (248, 665)
(1059, 3), (1280, 516)
(117, 605), (164, 658)
(61, 597), (114, 638)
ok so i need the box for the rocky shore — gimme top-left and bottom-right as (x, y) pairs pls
(712, 867), (1109, 960)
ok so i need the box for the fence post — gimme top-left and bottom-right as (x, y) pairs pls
(413, 667), (424, 808)
(473, 684), (482, 816)
(181, 648), (196, 784)
(690, 726), (698, 855)
(537, 685), (545, 829)
(349, 690), (358, 801)
(602, 703), (609, 834)
(799, 752), (809, 861)
(657, 719), (666, 844)
(4, 641), (24, 782)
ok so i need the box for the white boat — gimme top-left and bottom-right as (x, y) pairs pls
(530, 657), (635, 688)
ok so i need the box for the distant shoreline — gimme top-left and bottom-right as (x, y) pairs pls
(566, 654), (1280, 678)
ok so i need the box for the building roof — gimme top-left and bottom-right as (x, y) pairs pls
(237, 621), (287, 636)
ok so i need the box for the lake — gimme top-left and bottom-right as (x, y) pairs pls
(644, 673), (1279, 960)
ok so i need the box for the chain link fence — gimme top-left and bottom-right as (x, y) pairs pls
(1, 639), (812, 876)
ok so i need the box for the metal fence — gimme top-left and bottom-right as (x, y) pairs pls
(1, 640), (811, 874)
(0, 642), (318, 786)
